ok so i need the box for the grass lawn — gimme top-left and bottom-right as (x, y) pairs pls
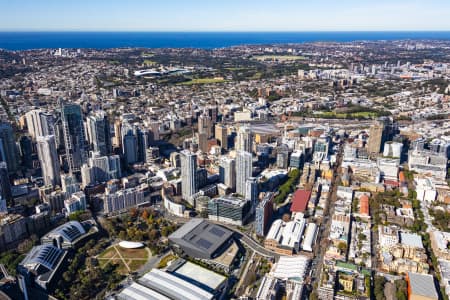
(157, 254), (177, 269)
(97, 246), (150, 274)
(179, 78), (226, 85)
(117, 247), (148, 260)
(97, 247), (116, 259)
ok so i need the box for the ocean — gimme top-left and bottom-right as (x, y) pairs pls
(1, 31), (450, 50)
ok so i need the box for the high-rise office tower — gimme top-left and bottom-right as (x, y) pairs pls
(87, 153), (122, 184)
(196, 168), (208, 190)
(0, 122), (18, 173)
(61, 174), (80, 196)
(149, 121), (160, 142)
(198, 114), (213, 138)
(0, 162), (11, 201)
(86, 110), (111, 156)
(25, 109), (55, 139)
(61, 102), (87, 173)
(236, 151), (253, 196)
(113, 120), (122, 148)
(219, 157), (236, 191)
(206, 106), (218, 123)
(180, 150), (197, 205)
(36, 135), (61, 187)
(121, 122), (137, 165)
(236, 125), (253, 153)
(255, 192), (274, 236)
(215, 124), (228, 150)
(81, 163), (94, 187)
(136, 128), (148, 163)
(245, 177), (258, 205)
(19, 135), (33, 169)
(367, 120), (386, 155)
(196, 132), (208, 153)
(89, 153), (109, 183)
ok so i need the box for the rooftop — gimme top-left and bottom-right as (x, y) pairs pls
(407, 272), (439, 299)
(271, 255), (310, 282)
(170, 260), (226, 291)
(169, 219), (233, 259)
(138, 269), (214, 300)
(290, 189), (311, 213)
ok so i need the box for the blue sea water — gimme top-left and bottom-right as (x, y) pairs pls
(1, 31), (450, 50)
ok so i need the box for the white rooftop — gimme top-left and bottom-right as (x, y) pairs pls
(271, 255), (310, 282)
(400, 232), (424, 248)
(173, 261), (226, 290)
(117, 282), (171, 300)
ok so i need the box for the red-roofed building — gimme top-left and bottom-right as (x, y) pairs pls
(359, 195), (369, 216)
(290, 189), (312, 213)
(384, 180), (399, 188)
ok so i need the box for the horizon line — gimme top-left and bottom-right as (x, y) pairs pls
(2, 29), (450, 33)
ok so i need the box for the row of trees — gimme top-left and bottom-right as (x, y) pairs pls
(274, 168), (301, 204)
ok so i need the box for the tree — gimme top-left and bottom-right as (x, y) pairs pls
(337, 242), (347, 254)
(395, 279), (407, 300)
(141, 209), (149, 220)
(282, 213), (291, 222)
(129, 207), (138, 218)
(374, 276), (386, 300)
(118, 230), (127, 240)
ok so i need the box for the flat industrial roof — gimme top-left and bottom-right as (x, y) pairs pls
(138, 269), (214, 300)
(408, 272), (439, 299)
(117, 282), (171, 300)
(400, 232), (424, 249)
(172, 261), (226, 291)
(169, 219), (233, 259)
(272, 255), (310, 282)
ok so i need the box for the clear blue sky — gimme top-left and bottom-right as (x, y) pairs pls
(0, 0), (448, 31)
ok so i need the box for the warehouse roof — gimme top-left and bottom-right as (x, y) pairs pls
(407, 272), (438, 300)
(271, 255), (310, 282)
(400, 232), (424, 248)
(117, 282), (171, 300)
(138, 269), (214, 300)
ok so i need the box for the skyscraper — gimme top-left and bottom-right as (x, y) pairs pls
(61, 102), (87, 173)
(180, 150), (197, 205)
(255, 192), (274, 236)
(25, 109), (54, 139)
(0, 122), (18, 173)
(0, 162), (11, 202)
(19, 135), (33, 169)
(236, 125), (253, 153)
(85, 153), (122, 184)
(215, 124), (228, 150)
(219, 157), (236, 191)
(121, 122), (148, 165)
(86, 110), (111, 156)
(245, 177), (258, 205)
(196, 132), (208, 153)
(121, 122), (137, 165)
(367, 120), (385, 155)
(236, 151), (252, 196)
(36, 135), (61, 187)
(198, 114), (213, 138)
(136, 128), (148, 163)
